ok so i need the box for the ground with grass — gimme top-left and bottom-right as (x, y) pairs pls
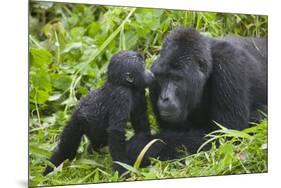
(29, 2), (268, 187)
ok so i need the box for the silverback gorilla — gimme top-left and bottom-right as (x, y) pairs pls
(43, 51), (154, 175)
(127, 27), (267, 166)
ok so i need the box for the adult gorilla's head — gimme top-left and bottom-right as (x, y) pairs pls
(151, 27), (213, 123)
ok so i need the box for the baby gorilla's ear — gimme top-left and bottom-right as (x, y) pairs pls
(125, 72), (134, 84)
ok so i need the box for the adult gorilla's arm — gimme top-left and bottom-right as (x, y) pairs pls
(126, 129), (207, 167)
(210, 40), (250, 130)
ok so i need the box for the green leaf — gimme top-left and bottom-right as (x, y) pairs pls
(30, 88), (50, 104)
(76, 159), (104, 167)
(87, 22), (101, 37)
(218, 143), (234, 171)
(94, 170), (100, 182)
(135, 9), (164, 32)
(35, 89), (50, 104)
(197, 136), (218, 153)
(62, 42), (82, 54)
(124, 31), (138, 49)
(222, 130), (251, 139)
(113, 161), (140, 175)
(213, 121), (228, 130)
(48, 93), (62, 101)
(134, 139), (163, 170)
(219, 143), (234, 155)
(31, 71), (52, 92)
(29, 144), (51, 158)
(77, 8), (136, 74)
(78, 170), (96, 183)
(70, 27), (86, 41)
(52, 74), (72, 90)
(30, 48), (53, 67)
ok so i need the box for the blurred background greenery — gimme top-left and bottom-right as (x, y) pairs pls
(29, 2), (268, 186)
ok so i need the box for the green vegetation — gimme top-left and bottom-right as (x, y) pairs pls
(29, 2), (268, 187)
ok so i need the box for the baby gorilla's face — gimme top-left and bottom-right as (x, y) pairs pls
(107, 51), (154, 88)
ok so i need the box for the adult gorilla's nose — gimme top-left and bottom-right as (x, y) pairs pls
(158, 92), (174, 111)
(159, 94), (170, 103)
(158, 94), (180, 122)
(158, 83), (176, 106)
(157, 83), (181, 120)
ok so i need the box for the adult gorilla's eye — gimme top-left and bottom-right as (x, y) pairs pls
(172, 61), (181, 68)
(173, 60), (185, 69)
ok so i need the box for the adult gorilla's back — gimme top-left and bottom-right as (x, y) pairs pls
(126, 27), (267, 165)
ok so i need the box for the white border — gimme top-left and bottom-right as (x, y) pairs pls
(1, 0), (280, 188)
(34, 0), (270, 15)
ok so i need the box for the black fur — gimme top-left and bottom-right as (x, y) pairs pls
(43, 51), (154, 175)
(126, 130), (206, 167)
(127, 27), (267, 165)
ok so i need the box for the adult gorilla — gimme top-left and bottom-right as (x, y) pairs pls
(126, 27), (267, 165)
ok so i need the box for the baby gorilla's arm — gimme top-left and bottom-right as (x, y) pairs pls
(107, 95), (131, 174)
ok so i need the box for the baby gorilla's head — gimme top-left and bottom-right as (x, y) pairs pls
(107, 51), (154, 88)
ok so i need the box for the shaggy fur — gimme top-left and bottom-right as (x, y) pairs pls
(43, 51), (154, 175)
(127, 27), (267, 164)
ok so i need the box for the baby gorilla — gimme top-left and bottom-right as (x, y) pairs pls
(43, 51), (154, 175)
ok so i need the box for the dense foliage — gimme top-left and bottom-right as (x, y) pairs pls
(29, 2), (268, 186)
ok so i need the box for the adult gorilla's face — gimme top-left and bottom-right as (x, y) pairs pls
(151, 28), (212, 123)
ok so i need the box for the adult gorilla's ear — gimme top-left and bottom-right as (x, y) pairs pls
(125, 72), (134, 83)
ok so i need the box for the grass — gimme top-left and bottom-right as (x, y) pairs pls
(29, 2), (268, 187)
(29, 119), (267, 186)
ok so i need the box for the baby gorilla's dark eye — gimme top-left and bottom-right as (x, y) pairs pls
(125, 72), (134, 83)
